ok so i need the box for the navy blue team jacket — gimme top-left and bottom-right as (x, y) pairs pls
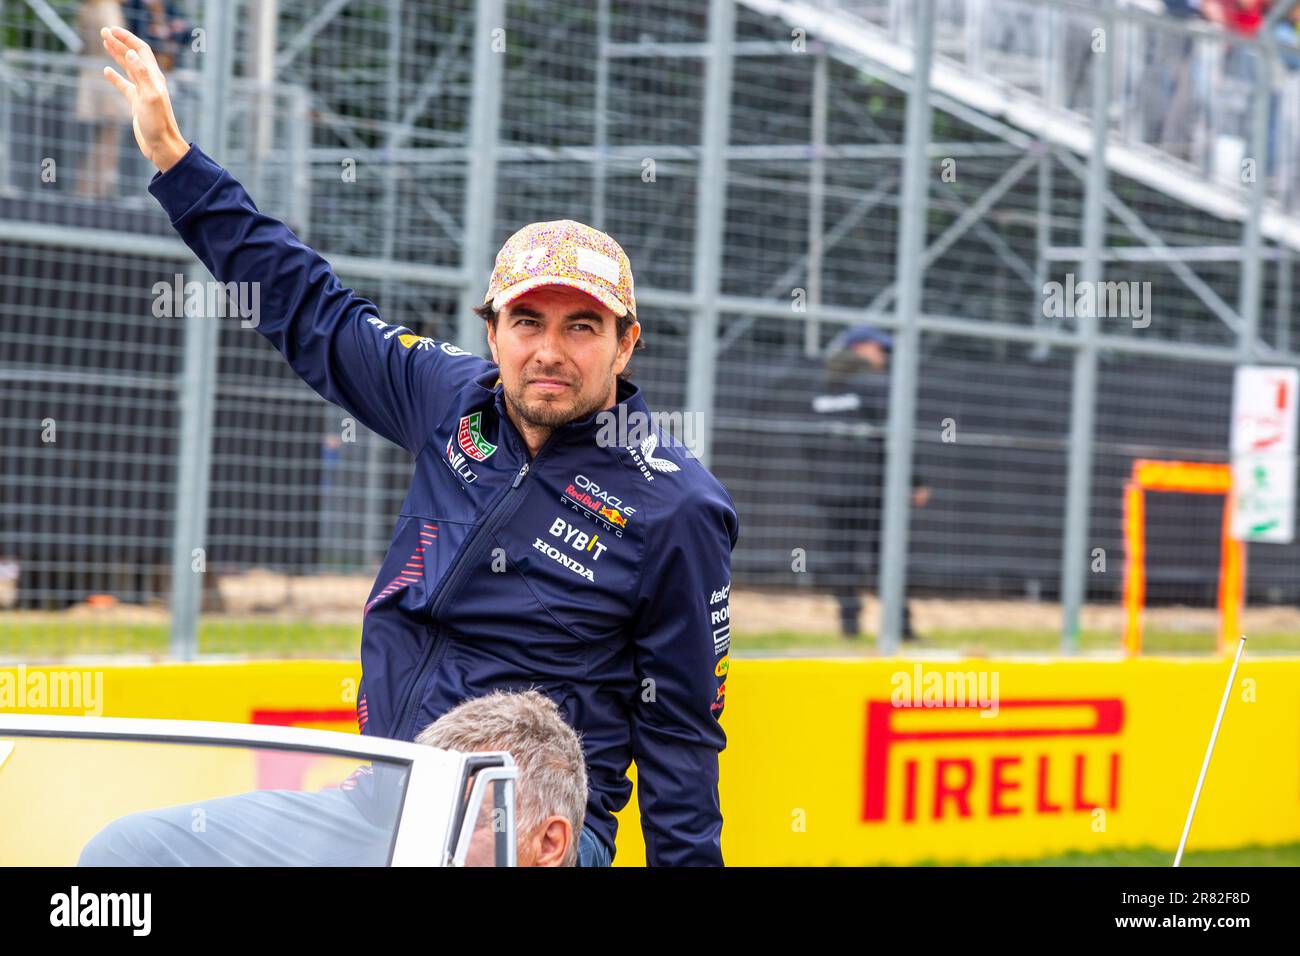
(149, 145), (738, 866)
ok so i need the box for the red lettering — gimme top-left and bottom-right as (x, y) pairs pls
(932, 758), (974, 819)
(989, 755), (1021, 816)
(1072, 752), (1098, 811)
(861, 698), (1124, 823)
(1035, 754), (1061, 814)
(903, 758), (918, 823)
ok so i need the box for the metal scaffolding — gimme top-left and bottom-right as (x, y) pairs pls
(4, 0), (1300, 658)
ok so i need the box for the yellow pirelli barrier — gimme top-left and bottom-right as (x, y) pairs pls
(2, 657), (1296, 865)
(718, 657), (1299, 865)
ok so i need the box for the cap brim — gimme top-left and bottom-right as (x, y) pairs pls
(489, 275), (630, 318)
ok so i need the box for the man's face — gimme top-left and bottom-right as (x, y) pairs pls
(487, 285), (639, 430)
(464, 789), (506, 867)
(852, 340), (888, 371)
(462, 783), (572, 867)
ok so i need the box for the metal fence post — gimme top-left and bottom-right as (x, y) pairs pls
(685, 0), (735, 467)
(0, 26), (11, 195)
(361, 0), (404, 566)
(168, 302), (220, 660)
(877, 0), (934, 652)
(168, 0), (233, 659)
(457, 0), (505, 353)
(592, 0), (611, 231)
(1059, 0), (1113, 653)
(804, 45), (828, 358)
(1239, 39), (1275, 362)
(1031, 137), (1053, 359)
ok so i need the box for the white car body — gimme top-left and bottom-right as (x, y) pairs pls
(0, 714), (517, 866)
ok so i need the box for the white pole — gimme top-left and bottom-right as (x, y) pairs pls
(1173, 635), (1247, 867)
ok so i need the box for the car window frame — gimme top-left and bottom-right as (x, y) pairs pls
(0, 714), (516, 867)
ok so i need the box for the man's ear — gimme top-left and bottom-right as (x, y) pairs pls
(486, 314), (499, 364)
(614, 320), (640, 375)
(527, 815), (574, 867)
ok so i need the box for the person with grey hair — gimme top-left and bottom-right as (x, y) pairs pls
(416, 689), (590, 867)
(79, 689), (593, 867)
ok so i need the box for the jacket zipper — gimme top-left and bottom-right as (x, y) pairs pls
(393, 431), (559, 740)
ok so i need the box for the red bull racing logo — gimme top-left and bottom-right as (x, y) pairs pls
(563, 474), (635, 535)
(599, 505), (627, 528)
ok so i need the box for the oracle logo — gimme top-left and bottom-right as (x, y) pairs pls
(572, 474), (636, 515)
(862, 698), (1124, 823)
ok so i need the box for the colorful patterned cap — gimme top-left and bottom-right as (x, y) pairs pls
(484, 219), (636, 319)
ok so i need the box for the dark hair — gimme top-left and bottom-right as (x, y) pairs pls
(474, 301), (645, 382)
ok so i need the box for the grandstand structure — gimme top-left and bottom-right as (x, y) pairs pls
(3, 0), (1300, 657)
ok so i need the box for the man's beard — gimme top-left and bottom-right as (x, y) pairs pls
(503, 373), (614, 431)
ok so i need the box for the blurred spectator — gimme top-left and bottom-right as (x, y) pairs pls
(1272, 3), (1300, 69)
(1199, 0), (1266, 36)
(124, 0), (190, 72)
(75, 0), (132, 199)
(808, 326), (929, 643)
(1162, 0), (1204, 18)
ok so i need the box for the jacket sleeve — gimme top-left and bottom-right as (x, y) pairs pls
(148, 144), (492, 456)
(628, 489), (738, 866)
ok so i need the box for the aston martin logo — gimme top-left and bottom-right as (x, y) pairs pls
(640, 434), (680, 474)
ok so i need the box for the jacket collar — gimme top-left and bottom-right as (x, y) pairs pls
(476, 371), (649, 445)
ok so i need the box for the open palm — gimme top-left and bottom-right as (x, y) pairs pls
(99, 25), (190, 173)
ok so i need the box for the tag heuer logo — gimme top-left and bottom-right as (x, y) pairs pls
(457, 412), (497, 462)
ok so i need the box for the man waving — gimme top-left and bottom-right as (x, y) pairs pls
(99, 26), (738, 866)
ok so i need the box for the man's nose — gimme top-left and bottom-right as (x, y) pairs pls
(532, 327), (567, 365)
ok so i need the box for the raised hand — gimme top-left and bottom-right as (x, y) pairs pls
(99, 25), (190, 172)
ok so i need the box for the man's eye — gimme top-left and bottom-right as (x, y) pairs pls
(571, 323), (594, 333)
